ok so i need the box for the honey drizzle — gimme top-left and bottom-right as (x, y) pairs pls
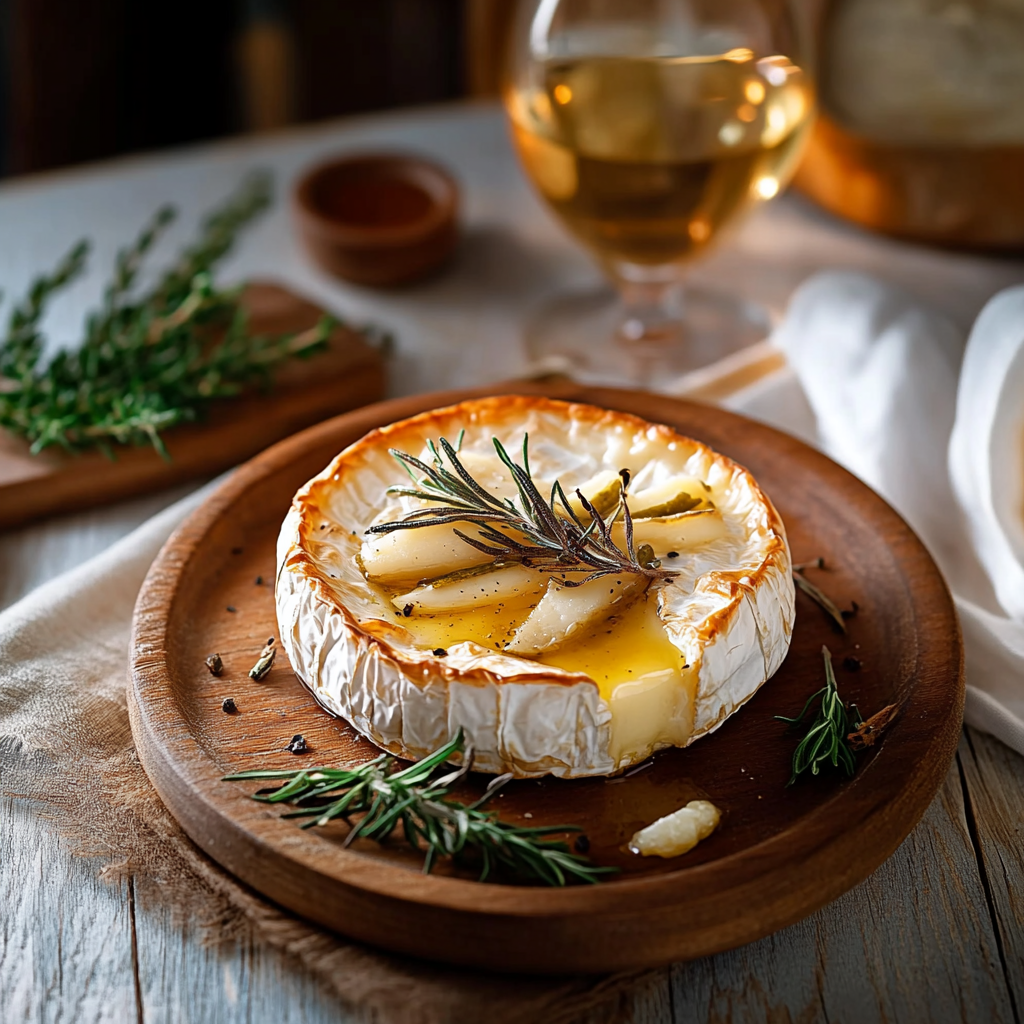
(389, 586), (684, 703)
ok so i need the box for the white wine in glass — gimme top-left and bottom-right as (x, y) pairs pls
(505, 0), (815, 387)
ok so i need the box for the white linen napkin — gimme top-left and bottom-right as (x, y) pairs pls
(768, 271), (1024, 756)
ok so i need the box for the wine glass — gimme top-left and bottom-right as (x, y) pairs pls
(504, 0), (814, 388)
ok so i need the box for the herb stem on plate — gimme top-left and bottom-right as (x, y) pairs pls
(224, 730), (616, 886)
(777, 645), (861, 785)
(792, 563), (848, 633)
(775, 644), (900, 786)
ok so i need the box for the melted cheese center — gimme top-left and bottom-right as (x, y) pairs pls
(388, 587), (696, 766)
(390, 596), (537, 652)
(360, 464), (729, 768)
(540, 594), (696, 765)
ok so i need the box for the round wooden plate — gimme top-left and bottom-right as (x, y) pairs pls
(128, 383), (964, 974)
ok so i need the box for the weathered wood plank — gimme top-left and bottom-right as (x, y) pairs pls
(573, 968), (674, 1024)
(131, 883), (359, 1024)
(959, 727), (1024, 1015)
(618, 971), (674, 1024)
(667, 754), (1015, 1023)
(0, 796), (139, 1024)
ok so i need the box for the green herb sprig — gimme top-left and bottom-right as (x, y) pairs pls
(367, 433), (674, 586)
(0, 174), (347, 459)
(224, 730), (616, 886)
(777, 645), (861, 785)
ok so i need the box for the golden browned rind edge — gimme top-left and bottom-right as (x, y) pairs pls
(282, 395), (791, 699)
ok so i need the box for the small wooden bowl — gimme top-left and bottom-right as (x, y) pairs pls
(293, 153), (459, 287)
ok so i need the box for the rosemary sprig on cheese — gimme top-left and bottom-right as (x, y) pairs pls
(367, 433), (679, 587)
(224, 730), (616, 885)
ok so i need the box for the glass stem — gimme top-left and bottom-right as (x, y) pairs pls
(611, 262), (685, 385)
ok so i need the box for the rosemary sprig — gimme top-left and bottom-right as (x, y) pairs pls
(224, 730), (616, 886)
(367, 434), (673, 586)
(0, 174), (362, 459)
(777, 645), (861, 785)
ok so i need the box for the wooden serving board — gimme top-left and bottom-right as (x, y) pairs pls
(0, 282), (385, 530)
(128, 383), (964, 974)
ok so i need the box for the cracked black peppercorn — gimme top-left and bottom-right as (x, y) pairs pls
(286, 734), (309, 754)
(205, 653), (223, 676)
(222, 697), (237, 714)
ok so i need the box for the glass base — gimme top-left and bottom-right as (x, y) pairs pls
(523, 284), (772, 392)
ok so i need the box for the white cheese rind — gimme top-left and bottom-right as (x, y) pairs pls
(275, 396), (794, 778)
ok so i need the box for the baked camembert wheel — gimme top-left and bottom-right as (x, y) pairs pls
(276, 396), (795, 778)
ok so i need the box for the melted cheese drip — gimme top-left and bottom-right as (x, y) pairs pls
(387, 588), (696, 767)
(536, 594), (680, 700)
(391, 599), (537, 652)
(539, 594), (696, 765)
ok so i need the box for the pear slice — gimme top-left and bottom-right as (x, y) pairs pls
(504, 574), (649, 656)
(565, 469), (625, 519)
(392, 563), (546, 614)
(630, 476), (713, 518)
(361, 524), (493, 587)
(612, 507), (726, 552)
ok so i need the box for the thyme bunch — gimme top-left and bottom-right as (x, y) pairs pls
(367, 433), (675, 586)
(225, 731), (615, 885)
(0, 174), (339, 459)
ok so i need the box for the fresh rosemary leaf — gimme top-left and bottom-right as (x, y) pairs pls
(367, 432), (674, 586)
(224, 730), (617, 886)
(777, 645), (859, 785)
(0, 174), (384, 459)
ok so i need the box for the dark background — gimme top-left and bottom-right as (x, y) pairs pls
(0, 0), (517, 178)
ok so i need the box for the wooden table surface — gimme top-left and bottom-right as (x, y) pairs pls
(2, 103), (1023, 1023)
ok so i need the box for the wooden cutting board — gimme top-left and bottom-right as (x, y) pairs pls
(0, 282), (386, 530)
(128, 382), (964, 974)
